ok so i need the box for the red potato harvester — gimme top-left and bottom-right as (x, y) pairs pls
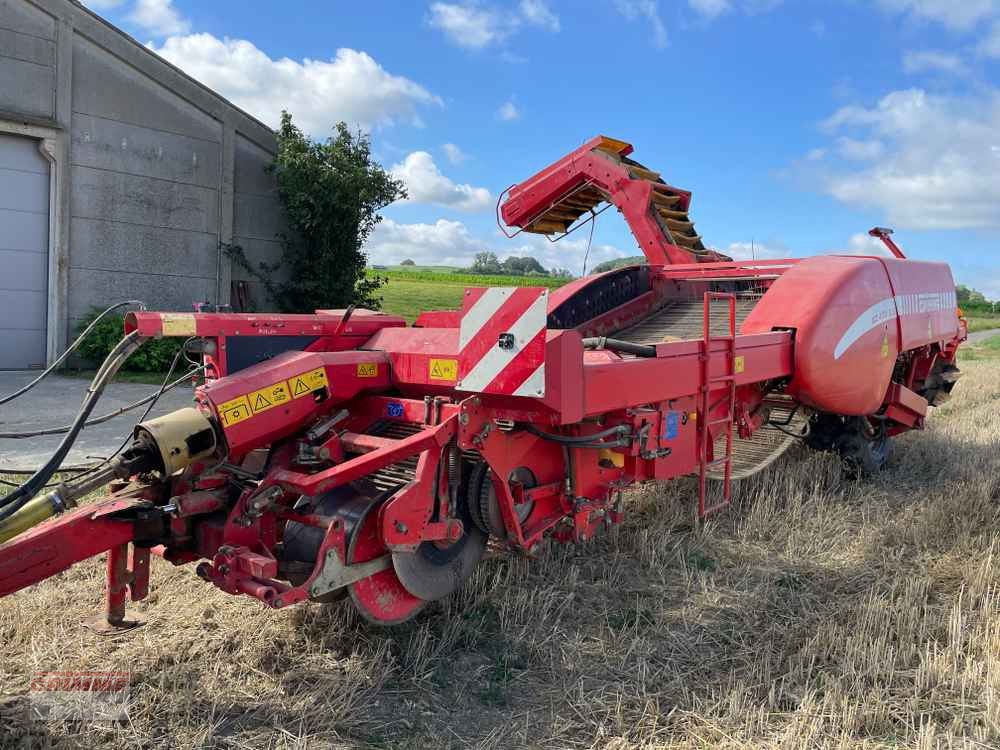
(0, 136), (966, 628)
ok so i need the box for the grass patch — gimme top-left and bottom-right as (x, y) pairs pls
(966, 315), (1000, 333)
(374, 270), (569, 322)
(958, 333), (1000, 361)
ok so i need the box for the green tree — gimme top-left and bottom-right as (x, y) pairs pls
(228, 113), (405, 312)
(470, 251), (502, 274)
(400, 259), (416, 266)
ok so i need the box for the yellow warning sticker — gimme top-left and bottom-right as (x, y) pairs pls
(161, 313), (196, 337)
(289, 367), (329, 398)
(217, 395), (253, 427)
(248, 381), (291, 415)
(356, 363), (379, 378)
(734, 356), (745, 374)
(881, 333), (890, 359)
(429, 358), (458, 381)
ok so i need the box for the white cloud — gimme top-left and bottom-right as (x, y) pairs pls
(149, 35), (441, 134)
(836, 137), (885, 161)
(828, 232), (892, 256)
(519, 0), (560, 31)
(428, 2), (512, 49)
(902, 50), (969, 75)
(723, 241), (789, 261)
(979, 21), (1000, 57)
(689, 0), (731, 19)
(127, 0), (190, 37)
(442, 143), (468, 164)
(812, 88), (1000, 230)
(390, 151), (493, 211)
(498, 99), (520, 121)
(366, 218), (623, 273)
(875, 0), (1000, 31)
(83, 0), (125, 10)
(613, 1), (668, 48)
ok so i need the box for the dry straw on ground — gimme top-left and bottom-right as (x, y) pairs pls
(1, 350), (998, 749)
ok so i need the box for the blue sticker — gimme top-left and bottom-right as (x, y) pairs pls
(663, 411), (680, 441)
(386, 401), (405, 418)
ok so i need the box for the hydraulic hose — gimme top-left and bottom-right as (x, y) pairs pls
(0, 300), (145, 407)
(581, 337), (657, 358)
(0, 332), (146, 523)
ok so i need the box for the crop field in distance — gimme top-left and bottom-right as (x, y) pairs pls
(1, 336), (999, 749)
(369, 266), (569, 322)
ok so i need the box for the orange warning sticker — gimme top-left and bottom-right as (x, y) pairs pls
(356, 363), (379, 378)
(289, 367), (329, 398)
(217, 395), (253, 427)
(248, 381), (291, 415)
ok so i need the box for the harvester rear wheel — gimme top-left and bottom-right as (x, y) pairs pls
(346, 495), (427, 625)
(807, 415), (890, 477)
(391, 472), (488, 602)
(281, 488), (353, 603)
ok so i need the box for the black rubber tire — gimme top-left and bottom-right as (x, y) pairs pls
(837, 418), (891, 478)
(281, 486), (354, 602)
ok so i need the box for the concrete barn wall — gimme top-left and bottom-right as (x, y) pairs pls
(0, 0), (285, 363)
(232, 134), (288, 311)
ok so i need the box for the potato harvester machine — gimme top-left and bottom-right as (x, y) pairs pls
(0, 136), (966, 628)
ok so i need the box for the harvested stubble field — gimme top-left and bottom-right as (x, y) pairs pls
(1, 343), (999, 750)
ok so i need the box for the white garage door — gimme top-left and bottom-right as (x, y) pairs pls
(0, 133), (49, 370)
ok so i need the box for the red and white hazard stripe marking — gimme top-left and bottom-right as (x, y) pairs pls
(457, 287), (548, 397)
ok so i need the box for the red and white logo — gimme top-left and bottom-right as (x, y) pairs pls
(456, 287), (548, 397)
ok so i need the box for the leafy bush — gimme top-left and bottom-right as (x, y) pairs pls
(73, 308), (182, 373)
(227, 113), (404, 312)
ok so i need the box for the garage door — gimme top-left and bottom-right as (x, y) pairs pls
(0, 133), (49, 370)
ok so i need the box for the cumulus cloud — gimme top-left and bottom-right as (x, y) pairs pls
(148, 35), (441, 133)
(689, 0), (731, 19)
(366, 218), (624, 273)
(836, 137), (885, 161)
(442, 143), (468, 164)
(979, 21), (1000, 57)
(428, 2), (512, 49)
(875, 0), (1000, 31)
(128, 0), (190, 36)
(498, 99), (520, 121)
(519, 0), (560, 31)
(828, 232), (893, 256)
(613, 0), (668, 48)
(806, 87), (1000, 230)
(723, 241), (790, 260)
(390, 151), (493, 212)
(83, 0), (125, 10)
(902, 50), (969, 75)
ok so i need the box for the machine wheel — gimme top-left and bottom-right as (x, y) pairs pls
(391, 471), (488, 602)
(807, 415), (891, 477)
(280, 487), (353, 603)
(346, 494), (427, 626)
(837, 418), (891, 477)
(478, 467), (535, 540)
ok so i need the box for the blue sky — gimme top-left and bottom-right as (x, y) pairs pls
(86, 0), (1000, 297)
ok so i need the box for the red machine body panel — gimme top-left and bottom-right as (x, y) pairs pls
(742, 255), (959, 415)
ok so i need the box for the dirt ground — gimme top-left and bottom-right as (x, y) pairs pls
(1, 349), (998, 749)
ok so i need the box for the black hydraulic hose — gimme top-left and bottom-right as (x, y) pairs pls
(48, 340), (199, 491)
(0, 300), (145, 407)
(581, 337), (657, 358)
(0, 366), (202, 439)
(0, 332), (145, 521)
(523, 423), (633, 450)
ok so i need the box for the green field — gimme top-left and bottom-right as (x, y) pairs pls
(369, 267), (569, 322)
(966, 315), (1000, 333)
